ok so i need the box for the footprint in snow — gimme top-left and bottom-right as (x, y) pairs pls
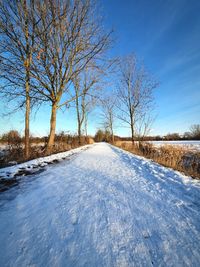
(142, 231), (150, 239)
(70, 210), (78, 225)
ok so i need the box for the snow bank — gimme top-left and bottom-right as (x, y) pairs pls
(0, 144), (91, 179)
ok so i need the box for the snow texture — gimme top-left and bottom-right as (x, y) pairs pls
(149, 140), (200, 151)
(0, 143), (200, 267)
(0, 145), (91, 179)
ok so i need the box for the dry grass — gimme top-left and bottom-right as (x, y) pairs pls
(0, 137), (94, 168)
(115, 141), (200, 179)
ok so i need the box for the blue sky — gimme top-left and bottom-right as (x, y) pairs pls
(103, 0), (200, 136)
(0, 0), (200, 137)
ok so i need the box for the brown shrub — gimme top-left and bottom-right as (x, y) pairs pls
(0, 135), (94, 168)
(115, 141), (200, 179)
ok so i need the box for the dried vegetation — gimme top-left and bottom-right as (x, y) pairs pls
(115, 141), (200, 179)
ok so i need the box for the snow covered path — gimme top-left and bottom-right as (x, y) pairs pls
(1, 143), (200, 267)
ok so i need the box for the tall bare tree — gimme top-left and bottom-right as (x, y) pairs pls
(0, 0), (39, 159)
(73, 68), (99, 144)
(73, 58), (117, 142)
(100, 95), (116, 143)
(30, 0), (111, 153)
(84, 97), (96, 137)
(117, 54), (157, 143)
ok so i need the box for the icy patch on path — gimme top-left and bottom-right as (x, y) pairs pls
(0, 143), (200, 266)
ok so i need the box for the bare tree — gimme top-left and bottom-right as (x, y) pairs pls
(30, 0), (111, 153)
(190, 124), (200, 140)
(81, 58), (117, 138)
(0, 0), (39, 159)
(100, 95), (116, 143)
(116, 54), (157, 143)
(135, 112), (155, 141)
(84, 97), (96, 137)
(73, 68), (99, 144)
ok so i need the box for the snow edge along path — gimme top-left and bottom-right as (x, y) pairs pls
(110, 143), (200, 186)
(0, 144), (93, 179)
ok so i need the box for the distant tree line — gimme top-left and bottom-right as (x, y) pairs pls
(94, 129), (122, 143)
(150, 125), (200, 141)
(0, 130), (93, 145)
(94, 124), (200, 142)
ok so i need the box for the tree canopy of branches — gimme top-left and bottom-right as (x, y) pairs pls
(0, 2), (169, 154)
(0, 0), (112, 155)
(0, 0), (40, 158)
(73, 67), (100, 144)
(100, 95), (116, 143)
(116, 54), (158, 143)
(29, 0), (111, 152)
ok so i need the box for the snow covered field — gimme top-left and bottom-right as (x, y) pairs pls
(150, 140), (200, 151)
(0, 143), (200, 266)
(116, 140), (200, 152)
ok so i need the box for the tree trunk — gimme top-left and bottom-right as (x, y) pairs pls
(130, 107), (135, 146)
(111, 131), (114, 144)
(24, 0), (30, 160)
(75, 93), (82, 145)
(84, 115), (88, 137)
(24, 76), (30, 159)
(46, 102), (57, 153)
(78, 123), (81, 145)
(131, 120), (135, 146)
(110, 120), (114, 144)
